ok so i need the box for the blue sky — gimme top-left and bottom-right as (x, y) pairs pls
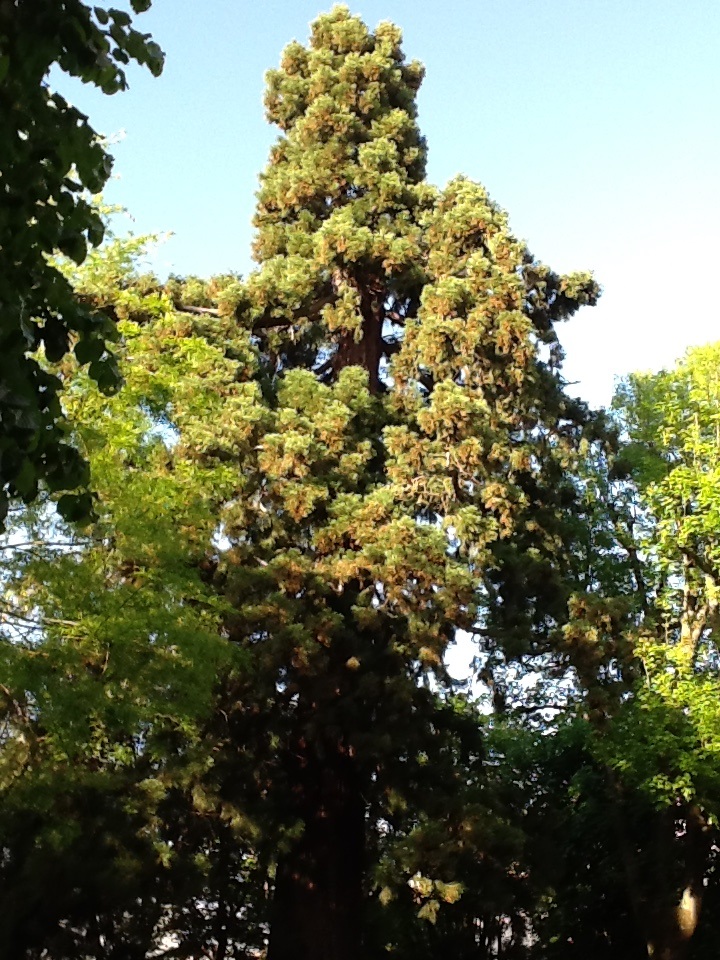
(59, 0), (719, 407)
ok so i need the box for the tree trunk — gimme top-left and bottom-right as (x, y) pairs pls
(608, 768), (710, 960)
(333, 280), (384, 393)
(267, 742), (365, 960)
(646, 887), (700, 960)
(645, 805), (709, 960)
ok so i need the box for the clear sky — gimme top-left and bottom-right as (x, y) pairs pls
(59, 0), (719, 407)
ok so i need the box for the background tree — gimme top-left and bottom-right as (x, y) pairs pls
(603, 345), (720, 960)
(0, 0), (163, 527)
(525, 342), (720, 960)
(0, 234), (268, 958)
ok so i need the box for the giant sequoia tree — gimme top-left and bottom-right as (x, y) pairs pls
(0, 8), (603, 959)
(221, 9), (597, 958)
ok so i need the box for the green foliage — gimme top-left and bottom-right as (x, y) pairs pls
(0, 237), (266, 956)
(616, 342), (720, 585)
(606, 343), (720, 811)
(0, 1), (163, 527)
(2, 6), (720, 957)
(531, 342), (720, 959)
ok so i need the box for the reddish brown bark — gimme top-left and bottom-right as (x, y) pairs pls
(333, 282), (385, 393)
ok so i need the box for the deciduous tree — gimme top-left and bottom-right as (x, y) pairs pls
(0, 0), (163, 526)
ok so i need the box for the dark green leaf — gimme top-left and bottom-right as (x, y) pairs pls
(89, 355), (122, 393)
(87, 217), (105, 248)
(58, 233), (88, 266)
(57, 491), (95, 524)
(11, 458), (37, 497)
(109, 8), (132, 27)
(75, 337), (106, 365)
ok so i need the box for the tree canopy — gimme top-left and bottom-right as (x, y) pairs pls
(0, 7), (718, 960)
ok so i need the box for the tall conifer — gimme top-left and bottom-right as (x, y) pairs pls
(223, 8), (599, 957)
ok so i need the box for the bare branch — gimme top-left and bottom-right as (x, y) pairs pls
(173, 303), (221, 317)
